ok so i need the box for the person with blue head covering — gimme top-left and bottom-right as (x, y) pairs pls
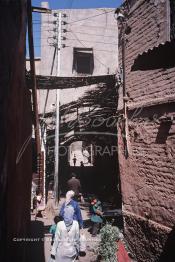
(59, 190), (83, 229)
(51, 191), (80, 261)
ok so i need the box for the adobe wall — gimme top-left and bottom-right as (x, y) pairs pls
(118, 0), (175, 261)
(118, 103), (175, 261)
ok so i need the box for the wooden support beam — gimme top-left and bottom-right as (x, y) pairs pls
(26, 74), (116, 90)
(32, 6), (52, 14)
(27, 0), (41, 156)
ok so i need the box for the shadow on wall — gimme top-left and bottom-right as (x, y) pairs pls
(46, 76), (120, 194)
(131, 41), (175, 71)
(158, 226), (175, 262)
(26, 221), (45, 262)
(155, 121), (172, 144)
(59, 77), (118, 146)
(55, 77), (122, 204)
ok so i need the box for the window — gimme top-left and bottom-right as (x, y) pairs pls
(73, 48), (94, 75)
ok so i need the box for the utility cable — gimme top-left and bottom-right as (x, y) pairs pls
(67, 10), (114, 25)
(66, 30), (117, 38)
(42, 46), (57, 120)
(65, 37), (118, 45)
(70, 30), (110, 70)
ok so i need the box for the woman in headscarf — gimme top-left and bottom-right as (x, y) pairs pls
(51, 201), (80, 261)
(59, 190), (83, 229)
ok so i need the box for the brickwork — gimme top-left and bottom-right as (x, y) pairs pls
(117, 0), (175, 261)
(124, 212), (171, 262)
(120, 0), (174, 106)
(121, 104), (175, 226)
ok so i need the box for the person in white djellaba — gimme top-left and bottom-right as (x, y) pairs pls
(50, 192), (80, 262)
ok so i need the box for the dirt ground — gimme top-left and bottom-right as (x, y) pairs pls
(30, 197), (136, 262)
(30, 198), (99, 262)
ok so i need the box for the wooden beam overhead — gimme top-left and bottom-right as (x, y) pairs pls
(26, 74), (116, 90)
(32, 6), (52, 13)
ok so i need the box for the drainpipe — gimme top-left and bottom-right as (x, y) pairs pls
(121, 22), (128, 158)
(122, 24), (126, 100)
(114, 8), (129, 157)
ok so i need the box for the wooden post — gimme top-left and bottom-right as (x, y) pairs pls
(122, 22), (128, 158)
(27, 0), (41, 156)
(27, 0), (41, 190)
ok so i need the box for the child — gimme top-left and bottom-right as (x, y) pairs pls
(90, 196), (103, 237)
(49, 216), (61, 245)
(35, 192), (44, 220)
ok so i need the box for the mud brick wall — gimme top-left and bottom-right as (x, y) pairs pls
(118, 104), (175, 261)
(118, 0), (175, 261)
(121, 0), (174, 106)
(0, 1), (32, 262)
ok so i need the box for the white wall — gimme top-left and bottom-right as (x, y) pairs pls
(38, 4), (118, 113)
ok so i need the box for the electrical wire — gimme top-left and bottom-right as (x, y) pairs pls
(40, 0), (75, 128)
(30, 33), (118, 46)
(33, 10), (115, 26)
(67, 10), (114, 25)
(65, 37), (118, 45)
(26, 43), (116, 53)
(30, 5), (116, 72)
(33, 27), (117, 35)
(66, 30), (117, 38)
(33, 23), (117, 31)
(34, 22), (117, 32)
(42, 46), (57, 120)
(70, 30), (109, 70)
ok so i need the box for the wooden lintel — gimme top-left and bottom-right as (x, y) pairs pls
(32, 6), (52, 14)
(26, 74), (116, 90)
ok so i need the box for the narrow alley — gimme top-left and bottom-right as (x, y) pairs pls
(29, 195), (132, 262)
(30, 198), (102, 262)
